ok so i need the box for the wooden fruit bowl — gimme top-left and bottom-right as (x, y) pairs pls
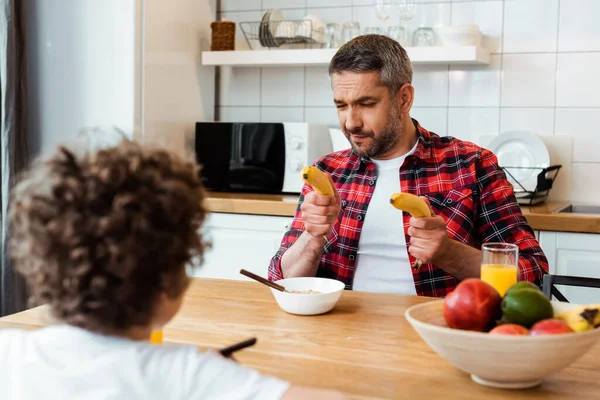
(405, 300), (600, 389)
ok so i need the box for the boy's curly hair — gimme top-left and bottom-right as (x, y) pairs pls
(9, 140), (208, 333)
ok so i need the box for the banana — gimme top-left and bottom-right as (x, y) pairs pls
(301, 166), (334, 197)
(389, 193), (433, 270)
(389, 193), (432, 218)
(555, 305), (600, 332)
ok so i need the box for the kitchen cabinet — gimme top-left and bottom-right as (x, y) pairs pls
(191, 213), (292, 281)
(538, 232), (600, 304)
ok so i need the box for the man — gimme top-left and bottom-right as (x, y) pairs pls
(268, 35), (548, 297)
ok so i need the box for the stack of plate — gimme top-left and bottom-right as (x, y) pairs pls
(487, 131), (551, 205)
(259, 9), (284, 47)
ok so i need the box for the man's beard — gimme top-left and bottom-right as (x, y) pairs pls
(343, 108), (403, 159)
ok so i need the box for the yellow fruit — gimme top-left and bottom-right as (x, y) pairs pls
(301, 166), (334, 197)
(554, 305), (600, 332)
(389, 193), (432, 270)
(389, 193), (432, 217)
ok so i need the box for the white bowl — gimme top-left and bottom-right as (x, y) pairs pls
(405, 300), (600, 389)
(271, 277), (345, 315)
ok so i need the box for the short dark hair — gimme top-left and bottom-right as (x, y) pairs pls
(329, 34), (413, 94)
(9, 140), (209, 334)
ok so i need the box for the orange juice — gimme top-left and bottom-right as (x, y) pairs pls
(480, 264), (518, 296)
(149, 330), (163, 344)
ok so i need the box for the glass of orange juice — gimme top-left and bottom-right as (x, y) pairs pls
(480, 243), (519, 296)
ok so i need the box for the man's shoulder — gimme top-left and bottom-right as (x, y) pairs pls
(422, 130), (498, 166)
(313, 148), (357, 172)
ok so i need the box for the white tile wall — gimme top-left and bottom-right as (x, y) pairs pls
(305, 67), (332, 107)
(499, 108), (554, 136)
(558, 0), (600, 52)
(410, 107), (448, 136)
(261, 106), (305, 122)
(503, 0), (559, 53)
(412, 66), (449, 107)
(447, 107), (499, 144)
(556, 53), (600, 107)
(261, 67), (305, 106)
(219, 106), (261, 122)
(219, 0), (600, 203)
(220, 68), (261, 106)
(451, 0), (503, 53)
(501, 54), (557, 107)
(555, 108), (600, 163)
(263, 0), (305, 10)
(449, 54), (501, 107)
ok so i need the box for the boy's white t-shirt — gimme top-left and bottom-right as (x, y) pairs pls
(0, 324), (290, 400)
(352, 142), (418, 295)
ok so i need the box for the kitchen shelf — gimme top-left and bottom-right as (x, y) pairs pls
(202, 46), (490, 67)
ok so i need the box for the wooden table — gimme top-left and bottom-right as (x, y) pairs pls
(1, 279), (599, 399)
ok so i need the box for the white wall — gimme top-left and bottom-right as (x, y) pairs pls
(219, 0), (600, 203)
(141, 0), (216, 156)
(27, 0), (138, 156)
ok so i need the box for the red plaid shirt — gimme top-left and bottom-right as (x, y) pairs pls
(268, 120), (548, 297)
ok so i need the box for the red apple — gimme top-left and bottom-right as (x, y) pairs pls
(530, 319), (574, 336)
(443, 278), (502, 332)
(489, 324), (529, 335)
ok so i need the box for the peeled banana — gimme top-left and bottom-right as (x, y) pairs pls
(390, 193), (433, 270)
(301, 166), (334, 197)
(389, 193), (432, 218)
(555, 305), (600, 332)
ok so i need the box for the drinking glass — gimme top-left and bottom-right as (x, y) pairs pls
(412, 27), (435, 46)
(480, 243), (519, 297)
(342, 21), (361, 43)
(364, 26), (384, 35)
(387, 26), (409, 46)
(324, 23), (341, 48)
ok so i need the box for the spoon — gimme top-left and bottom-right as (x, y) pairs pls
(240, 269), (287, 292)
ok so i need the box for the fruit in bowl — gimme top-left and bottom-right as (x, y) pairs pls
(489, 324), (529, 335)
(443, 278), (501, 331)
(530, 319), (573, 336)
(405, 278), (600, 389)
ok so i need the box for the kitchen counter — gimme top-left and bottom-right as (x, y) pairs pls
(1, 278), (599, 399)
(205, 192), (600, 234)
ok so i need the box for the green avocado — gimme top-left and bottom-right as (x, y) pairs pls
(501, 288), (553, 328)
(504, 281), (541, 297)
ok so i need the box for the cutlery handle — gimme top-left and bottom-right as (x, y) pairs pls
(219, 337), (257, 357)
(239, 269), (286, 292)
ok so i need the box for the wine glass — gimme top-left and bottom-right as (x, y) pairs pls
(398, 0), (418, 45)
(398, 0), (418, 22)
(373, 0), (394, 23)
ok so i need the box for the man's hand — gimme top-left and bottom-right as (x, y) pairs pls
(407, 198), (451, 265)
(300, 177), (340, 239)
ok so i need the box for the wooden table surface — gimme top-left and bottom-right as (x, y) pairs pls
(1, 278), (599, 399)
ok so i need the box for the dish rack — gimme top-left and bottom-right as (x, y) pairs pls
(240, 20), (322, 49)
(501, 165), (562, 206)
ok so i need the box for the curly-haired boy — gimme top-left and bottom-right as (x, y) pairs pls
(0, 140), (344, 400)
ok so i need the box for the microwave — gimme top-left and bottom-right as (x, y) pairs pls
(195, 122), (333, 194)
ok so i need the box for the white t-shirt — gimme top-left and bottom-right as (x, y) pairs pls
(0, 324), (290, 400)
(353, 143), (418, 295)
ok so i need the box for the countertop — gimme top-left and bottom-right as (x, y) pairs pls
(2, 278), (599, 399)
(205, 192), (600, 234)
